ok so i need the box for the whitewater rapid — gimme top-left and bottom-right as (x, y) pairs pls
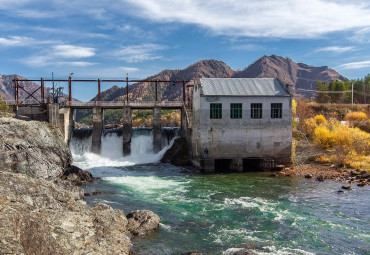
(70, 128), (177, 170)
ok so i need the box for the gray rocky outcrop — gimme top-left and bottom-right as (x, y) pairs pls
(61, 165), (95, 186)
(126, 210), (160, 236)
(0, 171), (132, 254)
(0, 117), (71, 178)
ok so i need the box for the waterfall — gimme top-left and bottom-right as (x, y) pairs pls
(70, 128), (92, 155)
(70, 127), (178, 168)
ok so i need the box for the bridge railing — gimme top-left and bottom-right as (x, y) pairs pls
(67, 100), (184, 108)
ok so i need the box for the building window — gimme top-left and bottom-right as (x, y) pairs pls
(271, 103), (282, 119)
(210, 103), (222, 119)
(251, 103), (262, 119)
(230, 103), (242, 119)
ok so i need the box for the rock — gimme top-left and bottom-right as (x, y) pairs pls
(316, 175), (324, 182)
(0, 117), (71, 178)
(304, 174), (313, 178)
(274, 165), (285, 171)
(342, 184), (351, 190)
(357, 182), (367, 187)
(360, 173), (370, 179)
(161, 137), (192, 166)
(234, 243), (258, 249)
(350, 170), (359, 176)
(0, 171), (132, 254)
(126, 210), (160, 236)
(84, 191), (102, 196)
(337, 190), (344, 193)
(183, 251), (202, 255)
(61, 165), (94, 186)
(225, 248), (258, 255)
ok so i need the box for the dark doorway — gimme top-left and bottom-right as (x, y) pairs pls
(215, 159), (233, 172)
(243, 158), (264, 172)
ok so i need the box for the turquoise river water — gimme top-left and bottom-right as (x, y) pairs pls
(71, 132), (370, 255)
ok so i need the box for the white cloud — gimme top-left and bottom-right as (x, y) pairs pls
(53, 45), (95, 58)
(0, 35), (61, 47)
(336, 60), (370, 69)
(114, 44), (166, 62)
(315, 46), (355, 53)
(0, 36), (34, 46)
(22, 44), (96, 67)
(123, 0), (370, 39)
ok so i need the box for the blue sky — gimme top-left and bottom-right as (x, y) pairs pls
(1, 0), (370, 101)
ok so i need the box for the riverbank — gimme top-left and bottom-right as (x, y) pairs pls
(0, 117), (159, 254)
(282, 138), (370, 186)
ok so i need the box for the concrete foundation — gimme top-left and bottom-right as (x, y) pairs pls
(91, 107), (103, 154)
(48, 104), (60, 126)
(153, 107), (162, 153)
(59, 107), (75, 145)
(122, 106), (132, 155)
(18, 106), (48, 121)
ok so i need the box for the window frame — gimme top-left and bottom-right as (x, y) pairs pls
(251, 103), (262, 119)
(271, 103), (282, 119)
(210, 103), (222, 119)
(230, 103), (243, 119)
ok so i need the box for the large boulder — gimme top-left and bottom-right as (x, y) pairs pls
(0, 171), (132, 254)
(126, 210), (160, 236)
(61, 165), (95, 186)
(0, 117), (71, 178)
(161, 137), (192, 166)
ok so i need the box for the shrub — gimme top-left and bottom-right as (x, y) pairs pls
(301, 117), (316, 137)
(0, 94), (9, 113)
(315, 156), (331, 163)
(344, 111), (368, 127)
(313, 126), (334, 149)
(314, 114), (326, 125)
(292, 99), (297, 117)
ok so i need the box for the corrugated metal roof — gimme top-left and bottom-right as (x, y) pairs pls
(201, 78), (289, 96)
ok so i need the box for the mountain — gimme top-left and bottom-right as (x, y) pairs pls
(0, 74), (72, 104)
(0, 74), (46, 102)
(1, 56), (347, 106)
(233, 55), (346, 97)
(90, 59), (235, 102)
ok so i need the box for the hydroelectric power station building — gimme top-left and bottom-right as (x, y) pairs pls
(190, 78), (293, 172)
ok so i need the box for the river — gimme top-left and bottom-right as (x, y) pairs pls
(71, 129), (370, 255)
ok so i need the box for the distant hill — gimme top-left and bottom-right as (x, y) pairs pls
(90, 55), (347, 103)
(0, 74), (44, 102)
(89, 59), (235, 102)
(233, 55), (347, 97)
(0, 74), (69, 103)
(1, 55), (347, 106)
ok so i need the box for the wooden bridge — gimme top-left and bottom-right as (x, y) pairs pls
(9, 77), (193, 155)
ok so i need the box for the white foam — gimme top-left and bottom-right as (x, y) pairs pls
(104, 175), (184, 195)
(223, 248), (245, 255)
(260, 246), (316, 255)
(72, 133), (177, 170)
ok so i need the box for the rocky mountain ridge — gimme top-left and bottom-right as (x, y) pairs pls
(1, 55), (347, 103)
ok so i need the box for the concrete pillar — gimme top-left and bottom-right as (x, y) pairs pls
(153, 107), (162, 153)
(231, 158), (243, 172)
(59, 107), (75, 145)
(181, 108), (187, 137)
(122, 106), (132, 155)
(91, 107), (103, 154)
(47, 103), (59, 126)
